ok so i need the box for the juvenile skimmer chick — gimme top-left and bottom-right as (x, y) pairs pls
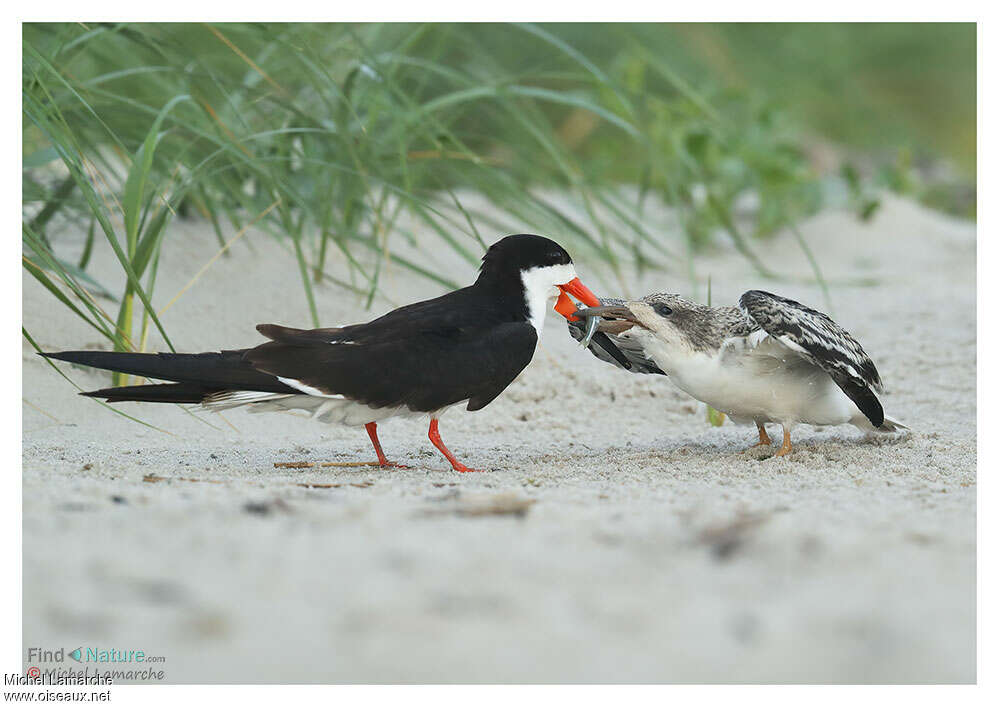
(571, 290), (906, 456)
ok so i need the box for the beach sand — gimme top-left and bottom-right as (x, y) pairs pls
(22, 194), (976, 683)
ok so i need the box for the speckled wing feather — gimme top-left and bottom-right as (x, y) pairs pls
(739, 289), (885, 427)
(567, 297), (665, 375)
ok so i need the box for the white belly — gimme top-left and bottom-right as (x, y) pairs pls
(203, 391), (454, 426)
(637, 333), (858, 426)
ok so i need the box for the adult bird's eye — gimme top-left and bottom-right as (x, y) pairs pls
(654, 303), (672, 317)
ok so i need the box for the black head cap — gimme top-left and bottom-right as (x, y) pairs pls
(478, 234), (572, 281)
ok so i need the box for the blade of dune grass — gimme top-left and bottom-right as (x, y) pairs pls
(77, 218), (96, 269)
(22, 327), (171, 434)
(23, 79), (177, 357)
(113, 94), (189, 381)
(23, 42), (129, 154)
(23, 254), (112, 340)
(158, 198), (280, 316)
(292, 235), (320, 327)
(445, 188), (488, 251)
(23, 397), (61, 424)
(28, 174), (75, 238)
(23, 223), (119, 341)
(704, 276), (726, 427)
(341, 232), (462, 291)
(788, 221), (834, 314)
(705, 192), (778, 280)
(53, 257), (117, 301)
(514, 23), (636, 119)
(203, 23), (290, 98)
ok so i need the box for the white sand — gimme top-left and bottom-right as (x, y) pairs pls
(22, 195), (975, 683)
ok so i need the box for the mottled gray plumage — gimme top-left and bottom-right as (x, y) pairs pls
(636, 293), (756, 351)
(738, 290), (883, 390)
(570, 289), (897, 434)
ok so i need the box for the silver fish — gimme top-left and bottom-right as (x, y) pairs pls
(579, 312), (600, 349)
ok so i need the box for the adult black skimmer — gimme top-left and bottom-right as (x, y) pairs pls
(570, 290), (906, 455)
(42, 234), (600, 472)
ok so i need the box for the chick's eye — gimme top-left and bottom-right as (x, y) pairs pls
(654, 303), (672, 316)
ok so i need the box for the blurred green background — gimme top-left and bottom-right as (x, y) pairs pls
(22, 22), (976, 357)
(651, 23), (975, 175)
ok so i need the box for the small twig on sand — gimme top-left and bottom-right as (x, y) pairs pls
(143, 473), (223, 484)
(142, 472), (375, 490)
(273, 460), (384, 469)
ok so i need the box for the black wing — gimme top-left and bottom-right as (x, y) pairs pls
(247, 315), (538, 413)
(739, 289), (885, 427)
(567, 297), (665, 375)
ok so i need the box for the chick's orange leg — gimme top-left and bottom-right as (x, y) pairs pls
(775, 425), (794, 457)
(744, 423), (773, 451)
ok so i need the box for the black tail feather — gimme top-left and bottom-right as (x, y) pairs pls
(82, 382), (216, 404)
(834, 375), (885, 428)
(40, 349), (298, 396)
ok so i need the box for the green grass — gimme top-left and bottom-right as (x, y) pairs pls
(22, 23), (975, 360)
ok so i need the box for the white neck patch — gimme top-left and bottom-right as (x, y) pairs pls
(520, 263), (577, 341)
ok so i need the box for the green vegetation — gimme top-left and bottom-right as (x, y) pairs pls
(23, 22), (975, 359)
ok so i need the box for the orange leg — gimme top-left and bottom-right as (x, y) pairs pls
(744, 423), (773, 451)
(365, 422), (408, 469)
(775, 425), (793, 457)
(428, 418), (484, 473)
